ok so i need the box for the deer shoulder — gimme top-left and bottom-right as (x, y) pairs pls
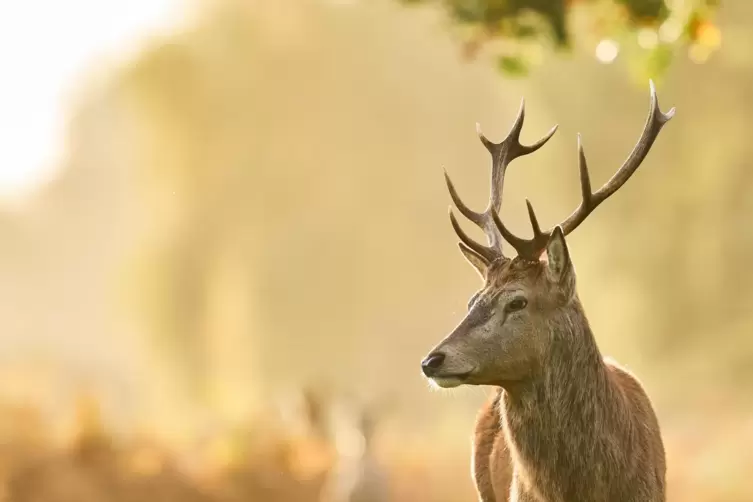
(473, 389), (511, 502)
(605, 358), (667, 496)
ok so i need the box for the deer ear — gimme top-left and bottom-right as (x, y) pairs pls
(458, 242), (489, 280)
(544, 226), (572, 285)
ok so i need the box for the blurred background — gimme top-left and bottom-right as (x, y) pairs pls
(0, 0), (751, 500)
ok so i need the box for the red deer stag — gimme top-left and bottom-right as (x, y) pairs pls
(421, 82), (674, 502)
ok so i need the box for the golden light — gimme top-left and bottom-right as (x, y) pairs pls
(659, 19), (682, 43)
(595, 39), (619, 63)
(689, 44), (712, 64)
(0, 0), (189, 205)
(638, 29), (659, 50)
(697, 22), (722, 50)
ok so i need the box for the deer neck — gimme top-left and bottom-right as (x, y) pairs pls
(507, 301), (608, 398)
(499, 302), (619, 497)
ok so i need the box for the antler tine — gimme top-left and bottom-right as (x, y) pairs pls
(444, 169), (486, 227)
(445, 169), (501, 261)
(448, 208), (498, 263)
(479, 99), (559, 214)
(558, 79), (674, 235)
(492, 203), (549, 260)
(445, 98), (557, 261)
(480, 101), (558, 250)
(525, 198), (543, 236)
(494, 80), (674, 260)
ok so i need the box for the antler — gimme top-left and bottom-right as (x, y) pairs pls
(494, 80), (675, 260)
(446, 100), (558, 264)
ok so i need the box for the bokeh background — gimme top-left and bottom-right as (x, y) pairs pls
(0, 0), (751, 501)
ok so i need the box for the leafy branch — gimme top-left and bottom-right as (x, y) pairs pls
(399, 0), (721, 78)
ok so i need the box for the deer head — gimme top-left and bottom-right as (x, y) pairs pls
(421, 82), (674, 389)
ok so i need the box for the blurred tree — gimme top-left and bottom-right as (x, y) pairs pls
(398, 0), (721, 78)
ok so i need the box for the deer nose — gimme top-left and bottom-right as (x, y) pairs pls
(421, 352), (446, 377)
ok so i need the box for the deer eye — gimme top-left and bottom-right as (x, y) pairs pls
(507, 297), (528, 312)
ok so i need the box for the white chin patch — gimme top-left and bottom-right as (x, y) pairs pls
(429, 377), (465, 389)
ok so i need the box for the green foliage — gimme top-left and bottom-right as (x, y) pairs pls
(398, 0), (721, 78)
(497, 54), (529, 76)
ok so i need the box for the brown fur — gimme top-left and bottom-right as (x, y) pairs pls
(473, 389), (511, 502)
(424, 234), (666, 502)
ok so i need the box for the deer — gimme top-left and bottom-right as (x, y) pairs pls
(420, 81), (674, 502)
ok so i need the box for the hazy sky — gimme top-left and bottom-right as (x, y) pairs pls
(0, 0), (189, 204)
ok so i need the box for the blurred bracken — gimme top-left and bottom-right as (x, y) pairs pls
(0, 390), (752, 502)
(0, 389), (447, 502)
(398, 0), (721, 78)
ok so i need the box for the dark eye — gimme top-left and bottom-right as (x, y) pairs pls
(508, 298), (528, 312)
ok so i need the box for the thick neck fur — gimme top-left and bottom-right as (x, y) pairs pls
(500, 298), (639, 502)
